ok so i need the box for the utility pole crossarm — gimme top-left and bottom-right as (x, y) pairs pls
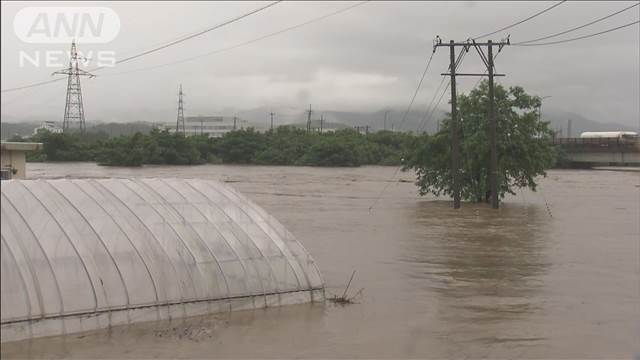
(440, 73), (506, 77)
(434, 41), (510, 47)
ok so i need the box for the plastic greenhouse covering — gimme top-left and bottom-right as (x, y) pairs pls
(1, 178), (324, 342)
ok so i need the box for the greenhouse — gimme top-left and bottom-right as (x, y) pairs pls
(0, 178), (324, 343)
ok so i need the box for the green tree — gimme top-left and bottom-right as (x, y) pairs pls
(298, 135), (362, 166)
(215, 128), (266, 164)
(404, 81), (556, 202)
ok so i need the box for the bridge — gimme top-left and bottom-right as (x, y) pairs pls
(553, 137), (640, 167)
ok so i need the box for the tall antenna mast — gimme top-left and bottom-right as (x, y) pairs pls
(52, 40), (94, 133)
(176, 84), (185, 134)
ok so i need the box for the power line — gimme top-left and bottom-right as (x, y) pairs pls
(472, 0), (567, 40)
(369, 82), (451, 212)
(514, 20), (639, 46)
(369, 51), (465, 212)
(1, 1), (281, 93)
(416, 49), (467, 132)
(394, 49), (437, 131)
(368, 39), (442, 212)
(416, 46), (469, 132)
(99, 1), (370, 77)
(417, 76), (447, 132)
(514, 2), (640, 45)
(1, 78), (67, 93)
(421, 38), (476, 132)
(95, 1), (281, 69)
(419, 79), (450, 133)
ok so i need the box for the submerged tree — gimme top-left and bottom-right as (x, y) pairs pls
(403, 81), (556, 203)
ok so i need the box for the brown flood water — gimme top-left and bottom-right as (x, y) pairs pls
(2, 163), (639, 359)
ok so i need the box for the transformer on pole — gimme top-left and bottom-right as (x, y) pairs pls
(52, 41), (95, 134)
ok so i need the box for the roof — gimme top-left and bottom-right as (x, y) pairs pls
(1, 178), (323, 341)
(0, 142), (43, 152)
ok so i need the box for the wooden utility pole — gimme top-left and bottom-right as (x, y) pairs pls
(269, 112), (275, 131)
(434, 38), (509, 209)
(448, 41), (461, 209)
(487, 41), (498, 209)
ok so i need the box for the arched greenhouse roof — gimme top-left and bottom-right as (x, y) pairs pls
(1, 178), (323, 342)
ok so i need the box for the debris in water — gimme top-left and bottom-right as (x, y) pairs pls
(328, 270), (364, 305)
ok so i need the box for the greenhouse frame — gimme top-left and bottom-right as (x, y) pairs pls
(1, 178), (324, 342)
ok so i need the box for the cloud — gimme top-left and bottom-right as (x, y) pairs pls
(1, 1), (638, 128)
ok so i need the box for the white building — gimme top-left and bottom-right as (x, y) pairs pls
(33, 121), (63, 135)
(182, 116), (246, 137)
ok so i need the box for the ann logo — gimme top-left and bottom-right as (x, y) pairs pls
(14, 7), (120, 44)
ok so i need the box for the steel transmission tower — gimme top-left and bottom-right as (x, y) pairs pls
(52, 41), (95, 133)
(176, 84), (185, 134)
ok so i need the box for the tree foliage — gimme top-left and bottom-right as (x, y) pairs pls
(403, 81), (557, 202)
(22, 126), (415, 167)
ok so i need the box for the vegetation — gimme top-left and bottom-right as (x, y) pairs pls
(12, 82), (557, 183)
(403, 81), (557, 202)
(18, 126), (414, 167)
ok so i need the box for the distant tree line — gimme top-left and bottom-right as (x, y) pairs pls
(10, 81), (560, 204)
(16, 126), (415, 167)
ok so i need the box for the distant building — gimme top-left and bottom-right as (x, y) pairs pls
(1, 142), (42, 180)
(167, 116), (246, 137)
(33, 121), (63, 135)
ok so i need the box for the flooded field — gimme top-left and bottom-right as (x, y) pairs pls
(2, 163), (639, 359)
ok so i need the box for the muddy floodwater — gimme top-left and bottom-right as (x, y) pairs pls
(2, 163), (639, 359)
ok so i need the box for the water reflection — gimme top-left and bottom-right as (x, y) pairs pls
(401, 200), (551, 324)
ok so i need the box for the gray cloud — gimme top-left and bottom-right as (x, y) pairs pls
(1, 1), (638, 128)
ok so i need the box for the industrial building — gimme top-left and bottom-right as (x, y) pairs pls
(33, 121), (63, 135)
(182, 116), (244, 137)
(0, 178), (324, 342)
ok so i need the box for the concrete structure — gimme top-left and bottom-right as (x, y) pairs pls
(0, 142), (42, 180)
(33, 121), (63, 135)
(554, 137), (640, 166)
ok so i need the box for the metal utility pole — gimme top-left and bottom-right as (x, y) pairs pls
(435, 38), (509, 209)
(176, 84), (185, 134)
(269, 112), (275, 131)
(320, 114), (324, 133)
(306, 104), (312, 133)
(233, 116), (238, 131)
(52, 41), (95, 134)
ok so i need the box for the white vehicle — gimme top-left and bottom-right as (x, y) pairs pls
(579, 131), (638, 139)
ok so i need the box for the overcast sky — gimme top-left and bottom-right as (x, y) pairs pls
(1, 1), (638, 127)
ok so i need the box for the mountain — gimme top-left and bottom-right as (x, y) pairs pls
(234, 106), (448, 133)
(2, 106), (636, 140)
(1, 120), (157, 140)
(1, 121), (39, 140)
(541, 110), (638, 137)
